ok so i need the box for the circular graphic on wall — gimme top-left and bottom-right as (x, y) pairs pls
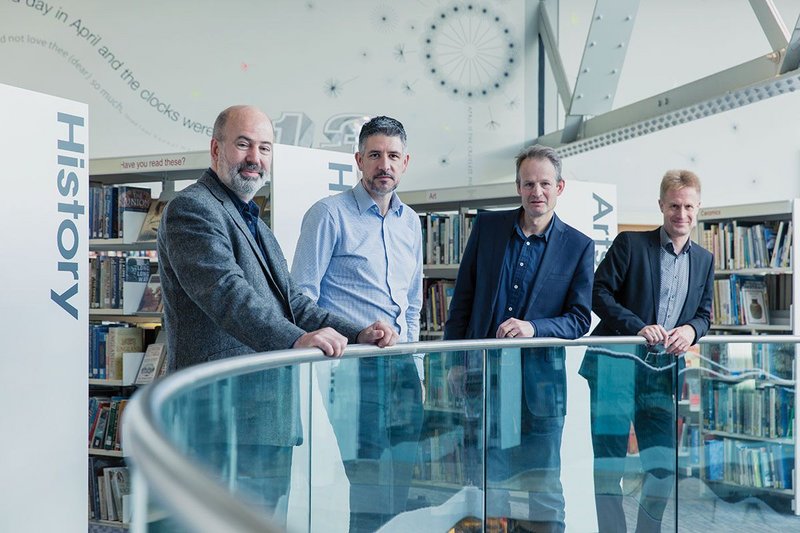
(422, 3), (518, 100)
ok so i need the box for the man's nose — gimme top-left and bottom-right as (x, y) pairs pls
(246, 145), (260, 162)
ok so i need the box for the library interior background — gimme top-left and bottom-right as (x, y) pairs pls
(2, 1), (800, 532)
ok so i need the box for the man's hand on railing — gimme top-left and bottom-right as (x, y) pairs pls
(293, 327), (348, 357)
(357, 320), (399, 348)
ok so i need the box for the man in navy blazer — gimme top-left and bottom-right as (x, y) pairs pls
(580, 170), (713, 533)
(445, 145), (594, 532)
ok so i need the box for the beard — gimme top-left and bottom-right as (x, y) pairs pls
(365, 173), (397, 197)
(219, 154), (268, 200)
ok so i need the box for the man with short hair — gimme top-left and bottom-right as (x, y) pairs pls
(157, 105), (398, 521)
(580, 170), (714, 532)
(292, 115), (424, 532)
(446, 144), (594, 532)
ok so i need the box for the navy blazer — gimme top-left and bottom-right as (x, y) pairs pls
(580, 228), (714, 381)
(445, 208), (594, 417)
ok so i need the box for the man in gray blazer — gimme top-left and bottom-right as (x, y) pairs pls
(157, 105), (397, 519)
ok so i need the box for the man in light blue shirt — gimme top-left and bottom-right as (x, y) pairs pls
(292, 116), (424, 532)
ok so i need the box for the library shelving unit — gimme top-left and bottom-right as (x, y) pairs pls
(86, 152), (210, 530)
(398, 183), (523, 341)
(696, 199), (799, 513)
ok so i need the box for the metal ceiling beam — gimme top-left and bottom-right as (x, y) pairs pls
(780, 11), (800, 73)
(748, 0), (789, 51)
(536, 51), (800, 157)
(538, 2), (572, 109)
(560, 0), (640, 142)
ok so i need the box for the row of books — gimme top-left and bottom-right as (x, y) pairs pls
(423, 352), (467, 411)
(702, 381), (794, 439)
(705, 438), (793, 490)
(711, 276), (772, 326)
(678, 415), (701, 466)
(701, 220), (793, 270)
(702, 342), (795, 380)
(420, 211), (476, 265)
(421, 279), (455, 333)
(88, 458), (130, 523)
(89, 255), (163, 313)
(89, 396), (128, 451)
(89, 323), (144, 380)
(89, 183), (151, 240)
(414, 427), (467, 484)
(89, 320), (167, 383)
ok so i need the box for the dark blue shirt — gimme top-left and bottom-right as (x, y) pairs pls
(208, 169), (267, 260)
(491, 215), (554, 334)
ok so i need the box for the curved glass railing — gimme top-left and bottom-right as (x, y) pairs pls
(123, 336), (799, 532)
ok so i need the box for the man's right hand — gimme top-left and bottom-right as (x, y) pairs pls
(293, 327), (348, 357)
(637, 324), (669, 346)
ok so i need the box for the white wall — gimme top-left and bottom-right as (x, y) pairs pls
(557, 0), (800, 222)
(3, 1), (799, 222)
(0, 83), (88, 532)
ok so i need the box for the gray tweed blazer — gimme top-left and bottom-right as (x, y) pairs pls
(157, 170), (361, 446)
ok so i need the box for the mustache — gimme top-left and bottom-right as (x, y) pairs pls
(238, 162), (264, 177)
(372, 172), (394, 180)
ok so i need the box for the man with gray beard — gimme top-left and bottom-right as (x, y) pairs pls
(157, 105), (397, 523)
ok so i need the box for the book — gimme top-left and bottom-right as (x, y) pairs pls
(135, 343), (167, 385)
(136, 198), (168, 241)
(105, 326), (143, 381)
(117, 186), (151, 240)
(105, 466), (131, 523)
(137, 273), (163, 313)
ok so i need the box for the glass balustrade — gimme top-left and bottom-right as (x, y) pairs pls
(123, 336), (798, 532)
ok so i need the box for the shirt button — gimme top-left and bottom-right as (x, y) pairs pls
(526, 242), (530, 246)
(508, 307), (513, 311)
(519, 262), (524, 266)
(514, 284), (519, 289)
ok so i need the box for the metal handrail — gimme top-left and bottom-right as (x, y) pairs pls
(122, 335), (799, 532)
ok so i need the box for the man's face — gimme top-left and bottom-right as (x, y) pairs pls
(659, 186), (700, 240)
(211, 108), (274, 202)
(516, 157), (564, 221)
(355, 134), (409, 198)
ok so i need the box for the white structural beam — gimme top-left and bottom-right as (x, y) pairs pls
(536, 52), (800, 157)
(538, 2), (572, 109)
(780, 11), (800, 73)
(748, 0), (790, 51)
(561, 0), (640, 142)
(568, 0), (640, 116)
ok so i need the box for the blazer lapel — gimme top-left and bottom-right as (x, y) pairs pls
(648, 229), (661, 315)
(486, 209), (519, 308)
(202, 173), (288, 307)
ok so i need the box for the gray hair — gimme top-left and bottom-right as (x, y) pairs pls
(515, 144), (562, 184)
(358, 115), (407, 153)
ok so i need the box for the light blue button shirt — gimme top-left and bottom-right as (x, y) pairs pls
(292, 181), (424, 377)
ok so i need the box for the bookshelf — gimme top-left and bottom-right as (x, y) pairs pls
(86, 152), (212, 530)
(399, 183), (524, 340)
(696, 199), (799, 513)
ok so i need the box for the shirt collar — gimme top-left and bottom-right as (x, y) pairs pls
(659, 226), (691, 254)
(209, 168), (260, 218)
(515, 213), (554, 242)
(353, 180), (403, 216)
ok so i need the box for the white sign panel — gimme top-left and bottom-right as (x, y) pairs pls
(271, 144), (359, 268)
(0, 83), (88, 532)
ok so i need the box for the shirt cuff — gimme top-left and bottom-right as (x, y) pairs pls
(529, 321), (536, 337)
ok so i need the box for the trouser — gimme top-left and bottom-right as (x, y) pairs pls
(588, 353), (677, 533)
(342, 356), (424, 533)
(487, 396), (566, 529)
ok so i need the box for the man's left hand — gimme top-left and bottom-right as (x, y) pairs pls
(664, 325), (695, 355)
(357, 320), (399, 348)
(495, 318), (534, 339)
